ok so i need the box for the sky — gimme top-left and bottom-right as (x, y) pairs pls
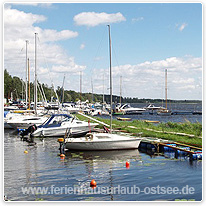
(3, 2), (203, 100)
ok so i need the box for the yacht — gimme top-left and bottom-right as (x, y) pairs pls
(64, 25), (142, 151)
(65, 132), (141, 151)
(119, 104), (146, 115)
(30, 114), (98, 137)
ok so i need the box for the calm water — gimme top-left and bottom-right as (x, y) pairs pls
(4, 129), (202, 201)
(110, 103), (202, 123)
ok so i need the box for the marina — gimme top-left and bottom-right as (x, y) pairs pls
(4, 129), (202, 201)
(3, 2), (202, 202)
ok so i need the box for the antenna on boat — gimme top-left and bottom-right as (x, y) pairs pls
(107, 25), (112, 133)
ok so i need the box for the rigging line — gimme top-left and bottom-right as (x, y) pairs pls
(7, 46), (25, 78)
(37, 36), (54, 86)
(37, 36), (59, 101)
(88, 27), (107, 76)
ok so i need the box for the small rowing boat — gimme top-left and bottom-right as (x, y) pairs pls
(142, 120), (160, 123)
(116, 117), (132, 121)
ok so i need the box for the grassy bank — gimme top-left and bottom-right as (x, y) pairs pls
(75, 114), (202, 147)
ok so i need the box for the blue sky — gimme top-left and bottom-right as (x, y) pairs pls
(4, 2), (202, 100)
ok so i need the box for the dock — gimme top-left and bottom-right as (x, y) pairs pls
(139, 137), (202, 161)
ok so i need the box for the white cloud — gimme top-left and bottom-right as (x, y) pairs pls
(52, 57), (86, 73)
(4, 7), (84, 88)
(176, 23), (188, 31)
(9, 3), (53, 8)
(73, 12), (126, 27)
(132, 17), (144, 22)
(80, 43), (85, 50)
(179, 23), (187, 31)
(4, 7), (46, 28)
(90, 56), (202, 100)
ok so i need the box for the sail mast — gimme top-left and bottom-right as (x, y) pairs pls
(165, 68), (167, 109)
(108, 25), (112, 133)
(34, 33), (38, 115)
(103, 72), (105, 103)
(25, 40), (28, 108)
(28, 58), (30, 110)
(120, 75), (122, 105)
(80, 71), (82, 109)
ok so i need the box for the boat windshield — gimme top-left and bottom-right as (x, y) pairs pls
(42, 115), (71, 126)
(122, 104), (131, 109)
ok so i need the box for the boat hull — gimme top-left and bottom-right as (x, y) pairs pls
(65, 138), (141, 151)
(31, 125), (96, 137)
(7, 122), (45, 130)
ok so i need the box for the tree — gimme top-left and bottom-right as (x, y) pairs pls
(4, 69), (13, 100)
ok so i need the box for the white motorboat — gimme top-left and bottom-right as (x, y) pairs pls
(62, 103), (80, 113)
(30, 114), (98, 137)
(144, 104), (163, 110)
(4, 105), (19, 111)
(6, 114), (49, 129)
(64, 25), (142, 151)
(119, 104), (146, 115)
(90, 106), (109, 116)
(65, 132), (141, 151)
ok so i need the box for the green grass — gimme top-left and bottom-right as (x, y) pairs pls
(75, 114), (202, 147)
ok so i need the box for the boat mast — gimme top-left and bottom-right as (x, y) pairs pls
(120, 75), (122, 105)
(34, 33), (38, 115)
(108, 25), (112, 133)
(25, 40), (28, 108)
(103, 72), (105, 103)
(62, 74), (65, 103)
(80, 71), (82, 109)
(28, 58), (30, 110)
(91, 77), (93, 103)
(165, 68), (167, 109)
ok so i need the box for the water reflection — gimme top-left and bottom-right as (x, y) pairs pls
(4, 130), (202, 201)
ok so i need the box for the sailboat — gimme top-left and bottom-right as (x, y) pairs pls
(65, 25), (142, 151)
(157, 69), (171, 115)
(6, 34), (49, 129)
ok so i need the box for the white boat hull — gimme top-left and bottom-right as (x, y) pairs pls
(32, 125), (96, 137)
(65, 133), (141, 150)
(7, 117), (48, 129)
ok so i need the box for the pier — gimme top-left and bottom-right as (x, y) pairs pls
(139, 137), (202, 161)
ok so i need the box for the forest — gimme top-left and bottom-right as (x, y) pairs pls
(4, 69), (201, 104)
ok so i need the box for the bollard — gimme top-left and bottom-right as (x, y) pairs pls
(58, 138), (65, 155)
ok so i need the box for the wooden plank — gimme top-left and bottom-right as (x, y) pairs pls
(159, 142), (197, 154)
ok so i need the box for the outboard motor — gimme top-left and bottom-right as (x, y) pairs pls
(20, 124), (37, 138)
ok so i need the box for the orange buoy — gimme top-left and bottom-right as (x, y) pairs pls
(126, 161), (130, 168)
(58, 138), (64, 142)
(90, 179), (97, 187)
(60, 154), (65, 157)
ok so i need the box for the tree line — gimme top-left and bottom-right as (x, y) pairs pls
(4, 69), (201, 104)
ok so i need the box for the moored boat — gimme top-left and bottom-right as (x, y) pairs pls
(65, 132), (141, 151)
(64, 25), (142, 151)
(30, 114), (98, 137)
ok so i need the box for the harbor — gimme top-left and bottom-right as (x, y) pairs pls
(3, 2), (202, 203)
(4, 101), (202, 201)
(4, 129), (202, 201)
